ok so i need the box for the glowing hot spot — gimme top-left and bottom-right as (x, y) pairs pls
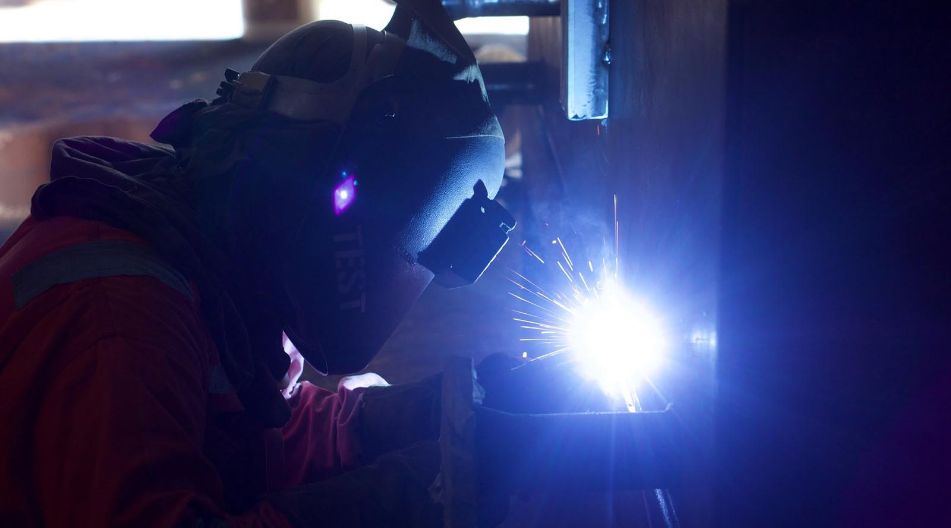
(566, 281), (667, 398)
(333, 175), (357, 215)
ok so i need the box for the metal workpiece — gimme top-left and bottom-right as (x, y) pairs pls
(442, 0), (561, 19)
(443, 0), (610, 121)
(476, 407), (683, 493)
(437, 357), (685, 527)
(437, 357), (482, 528)
(562, 0), (610, 120)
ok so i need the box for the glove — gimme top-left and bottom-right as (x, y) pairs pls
(358, 376), (442, 461)
(267, 441), (443, 528)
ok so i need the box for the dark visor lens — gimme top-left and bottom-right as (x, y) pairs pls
(418, 180), (516, 288)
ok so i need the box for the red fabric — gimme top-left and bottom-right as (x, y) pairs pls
(282, 382), (366, 487)
(0, 217), (365, 527)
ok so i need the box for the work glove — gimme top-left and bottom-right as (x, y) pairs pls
(267, 440), (443, 528)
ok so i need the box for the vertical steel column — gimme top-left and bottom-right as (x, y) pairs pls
(562, 0), (610, 120)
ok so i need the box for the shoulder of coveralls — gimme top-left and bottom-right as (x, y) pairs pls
(0, 216), (214, 371)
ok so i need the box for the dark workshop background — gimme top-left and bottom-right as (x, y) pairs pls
(2, 0), (950, 527)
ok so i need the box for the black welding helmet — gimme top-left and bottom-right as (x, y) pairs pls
(228, 0), (513, 374)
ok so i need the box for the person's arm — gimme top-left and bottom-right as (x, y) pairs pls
(281, 374), (443, 488)
(268, 440), (443, 528)
(281, 382), (367, 486)
(29, 277), (291, 527)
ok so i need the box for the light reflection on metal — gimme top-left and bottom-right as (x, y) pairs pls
(562, 0), (610, 120)
(691, 329), (718, 351)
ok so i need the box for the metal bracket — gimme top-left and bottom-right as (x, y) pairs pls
(437, 356), (683, 527)
(562, 0), (610, 120)
(441, 0), (610, 120)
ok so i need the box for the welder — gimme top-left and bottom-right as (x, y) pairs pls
(0, 0), (515, 526)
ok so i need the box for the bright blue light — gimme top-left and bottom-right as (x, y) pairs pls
(333, 175), (356, 215)
(567, 280), (667, 401)
(691, 330), (717, 350)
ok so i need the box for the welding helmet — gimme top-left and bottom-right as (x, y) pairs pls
(223, 0), (513, 374)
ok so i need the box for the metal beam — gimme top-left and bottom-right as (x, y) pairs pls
(562, 0), (610, 120)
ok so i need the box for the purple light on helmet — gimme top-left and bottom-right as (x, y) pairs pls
(333, 175), (357, 215)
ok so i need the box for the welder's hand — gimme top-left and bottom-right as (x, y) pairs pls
(268, 440), (443, 528)
(280, 334), (305, 398)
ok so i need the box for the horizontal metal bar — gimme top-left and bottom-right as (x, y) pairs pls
(476, 407), (684, 492)
(480, 61), (548, 107)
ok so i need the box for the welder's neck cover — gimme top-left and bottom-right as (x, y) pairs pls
(265, 0), (506, 374)
(31, 137), (293, 428)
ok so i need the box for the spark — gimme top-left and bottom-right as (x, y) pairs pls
(510, 197), (667, 412)
(521, 240), (546, 264)
(556, 261), (574, 283)
(555, 237), (574, 270)
(578, 271), (591, 292)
